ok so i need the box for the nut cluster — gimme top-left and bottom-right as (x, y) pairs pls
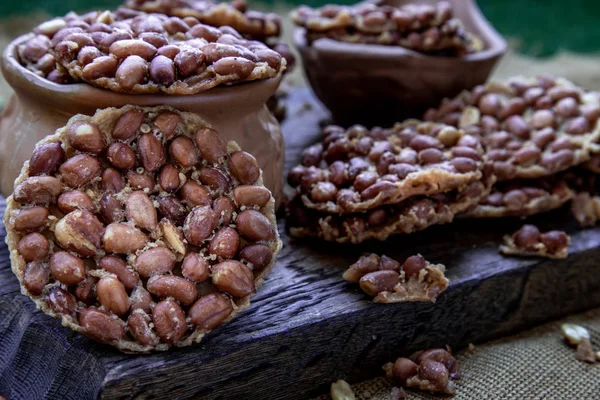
(341, 253), (449, 303)
(124, 0), (282, 39)
(285, 120), (493, 243)
(291, 1), (482, 55)
(500, 224), (569, 259)
(5, 105), (281, 352)
(18, 9), (285, 94)
(383, 347), (460, 395)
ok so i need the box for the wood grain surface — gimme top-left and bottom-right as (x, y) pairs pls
(1, 88), (600, 400)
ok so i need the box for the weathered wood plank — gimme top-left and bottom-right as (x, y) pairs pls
(1, 88), (600, 400)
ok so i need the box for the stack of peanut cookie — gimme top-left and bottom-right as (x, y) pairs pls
(424, 76), (600, 218)
(290, 1), (482, 56)
(286, 120), (494, 243)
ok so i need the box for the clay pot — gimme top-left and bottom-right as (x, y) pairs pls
(294, 0), (507, 128)
(0, 34), (284, 206)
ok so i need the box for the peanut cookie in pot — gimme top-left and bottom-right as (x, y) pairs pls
(4, 105), (282, 352)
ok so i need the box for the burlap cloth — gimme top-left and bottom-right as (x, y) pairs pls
(314, 308), (600, 400)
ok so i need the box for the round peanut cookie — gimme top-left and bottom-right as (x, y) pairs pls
(424, 76), (600, 180)
(4, 105), (281, 352)
(291, 1), (481, 55)
(123, 0), (282, 39)
(287, 170), (493, 244)
(21, 9), (284, 94)
(288, 120), (488, 214)
(462, 178), (573, 218)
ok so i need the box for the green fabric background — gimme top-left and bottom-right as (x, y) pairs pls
(1, 0), (599, 56)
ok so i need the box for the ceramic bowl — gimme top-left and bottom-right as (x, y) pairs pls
(294, 0), (507, 127)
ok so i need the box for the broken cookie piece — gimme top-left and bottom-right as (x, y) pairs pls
(5, 105), (282, 352)
(343, 254), (449, 303)
(561, 323), (597, 364)
(383, 347), (460, 395)
(500, 225), (570, 259)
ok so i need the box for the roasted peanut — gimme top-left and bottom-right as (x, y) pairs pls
(152, 299), (187, 344)
(359, 270), (399, 296)
(107, 143), (137, 170)
(157, 196), (188, 226)
(66, 120), (106, 154)
(17, 233), (49, 262)
(213, 196), (234, 225)
(96, 276), (130, 316)
(82, 55), (118, 80)
(54, 210), (104, 257)
(23, 261), (50, 295)
(183, 206), (219, 245)
(403, 254), (427, 278)
(153, 112), (180, 138)
(137, 132), (166, 172)
(213, 57), (255, 78)
(14, 176), (62, 205)
(47, 287), (77, 317)
(133, 247), (176, 278)
(180, 180), (211, 207)
(130, 285), (153, 313)
(13, 206), (49, 232)
(198, 167), (231, 192)
(181, 252), (209, 282)
(160, 219), (186, 255)
(189, 293), (233, 330)
(74, 275), (97, 305)
(59, 154), (101, 187)
(208, 227), (240, 259)
(128, 311), (159, 347)
(343, 253), (380, 282)
(103, 223), (149, 254)
(102, 168), (126, 193)
(239, 244), (273, 270)
(79, 308), (126, 343)
(390, 358), (418, 384)
(115, 55), (148, 90)
(99, 256), (139, 291)
(513, 225), (541, 250)
(541, 230), (569, 253)
(174, 47), (206, 77)
(147, 275), (198, 306)
(113, 109), (144, 140)
(195, 128), (227, 163)
(99, 193), (125, 224)
(212, 260), (255, 297)
(158, 163), (180, 192)
(228, 151), (260, 184)
(29, 142), (65, 176)
(125, 191), (158, 231)
(236, 210), (275, 242)
(169, 136), (198, 168)
(127, 171), (156, 192)
(49, 251), (86, 285)
(57, 190), (95, 214)
(109, 39), (157, 60)
(417, 360), (449, 391)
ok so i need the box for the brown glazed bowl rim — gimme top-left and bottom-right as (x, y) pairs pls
(2, 33), (283, 108)
(293, 1), (507, 64)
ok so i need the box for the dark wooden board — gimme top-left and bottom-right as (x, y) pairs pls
(2, 88), (600, 400)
